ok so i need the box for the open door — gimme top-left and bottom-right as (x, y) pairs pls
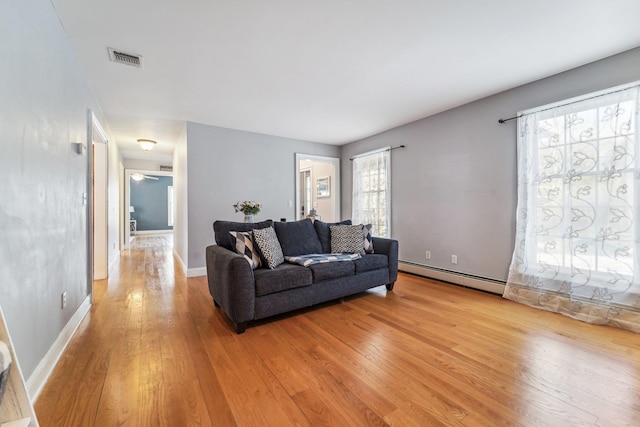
(87, 112), (108, 301)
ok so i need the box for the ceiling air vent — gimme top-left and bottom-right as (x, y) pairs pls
(108, 48), (143, 68)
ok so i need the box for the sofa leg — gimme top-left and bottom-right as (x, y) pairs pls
(213, 299), (220, 307)
(385, 282), (395, 291)
(235, 322), (248, 334)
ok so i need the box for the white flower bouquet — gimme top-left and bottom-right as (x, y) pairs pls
(233, 201), (261, 215)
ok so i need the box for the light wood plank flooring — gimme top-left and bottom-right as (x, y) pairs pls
(35, 235), (640, 426)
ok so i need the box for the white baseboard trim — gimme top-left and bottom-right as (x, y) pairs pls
(133, 229), (172, 235)
(187, 267), (206, 278)
(27, 295), (91, 401)
(399, 261), (505, 295)
(108, 251), (120, 273)
(173, 249), (187, 275)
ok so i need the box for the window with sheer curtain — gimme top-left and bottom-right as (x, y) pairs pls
(503, 82), (640, 333)
(352, 147), (390, 238)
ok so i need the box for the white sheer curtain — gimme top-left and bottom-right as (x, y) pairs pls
(352, 147), (391, 237)
(503, 82), (640, 333)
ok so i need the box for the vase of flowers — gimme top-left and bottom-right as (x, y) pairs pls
(233, 201), (261, 223)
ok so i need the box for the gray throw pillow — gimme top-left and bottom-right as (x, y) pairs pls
(330, 224), (366, 255)
(253, 227), (284, 269)
(274, 219), (323, 256)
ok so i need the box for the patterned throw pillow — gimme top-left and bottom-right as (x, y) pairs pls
(252, 226), (284, 269)
(330, 224), (366, 255)
(363, 224), (374, 254)
(229, 231), (261, 269)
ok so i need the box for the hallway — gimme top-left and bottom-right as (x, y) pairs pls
(34, 234), (220, 426)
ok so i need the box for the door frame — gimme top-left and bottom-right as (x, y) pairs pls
(87, 110), (108, 302)
(124, 168), (174, 249)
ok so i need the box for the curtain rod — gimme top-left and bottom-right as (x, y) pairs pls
(498, 82), (640, 124)
(349, 145), (406, 161)
(498, 115), (522, 124)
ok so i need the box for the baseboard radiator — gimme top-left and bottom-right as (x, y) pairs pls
(398, 261), (505, 295)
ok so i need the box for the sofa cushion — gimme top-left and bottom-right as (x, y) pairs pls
(253, 226), (285, 269)
(314, 219), (352, 253)
(213, 220), (273, 251)
(330, 224), (366, 254)
(274, 219), (323, 256)
(229, 231), (261, 269)
(308, 261), (355, 283)
(354, 254), (388, 273)
(254, 264), (313, 297)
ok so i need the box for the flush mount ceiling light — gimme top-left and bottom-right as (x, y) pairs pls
(137, 139), (157, 152)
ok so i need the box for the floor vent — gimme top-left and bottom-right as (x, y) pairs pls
(108, 48), (143, 68)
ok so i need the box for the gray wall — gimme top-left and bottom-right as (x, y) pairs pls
(341, 46), (640, 282)
(0, 0), (110, 376)
(130, 176), (174, 231)
(186, 122), (340, 270)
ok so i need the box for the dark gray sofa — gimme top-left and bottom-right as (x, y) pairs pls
(205, 219), (399, 333)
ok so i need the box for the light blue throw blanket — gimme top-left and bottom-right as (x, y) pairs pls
(285, 253), (361, 267)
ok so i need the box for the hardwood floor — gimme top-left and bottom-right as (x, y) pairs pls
(35, 235), (640, 426)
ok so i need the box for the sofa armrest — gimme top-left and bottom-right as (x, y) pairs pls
(372, 237), (399, 284)
(206, 245), (256, 325)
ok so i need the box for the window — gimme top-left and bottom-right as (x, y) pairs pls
(504, 82), (640, 332)
(507, 82), (639, 300)
(524, 86), (638, 283)
(352, 147), (390, 237)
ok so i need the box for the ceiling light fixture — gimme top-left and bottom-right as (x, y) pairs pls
(137, 138), (157, 152)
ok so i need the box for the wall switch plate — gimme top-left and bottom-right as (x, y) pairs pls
(61, 291), (67, 309)
(425, 250), (431, 260)
(451, 254), (458, 264)
(288, 200), (293, 207)
(82, 192), (87, 205)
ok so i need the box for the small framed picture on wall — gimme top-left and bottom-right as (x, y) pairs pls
(316, 176), (330, 198)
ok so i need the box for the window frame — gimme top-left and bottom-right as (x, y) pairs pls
(351, 147), (391, 238)
(519, 82), (639, 286)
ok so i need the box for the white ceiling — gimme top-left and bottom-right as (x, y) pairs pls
(51, 0), (640, 160)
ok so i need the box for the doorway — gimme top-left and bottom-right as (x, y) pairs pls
(88, 112), (109, 300)
(295, 154), (340, 222)
(93, 135), (108, 280)
(124, 169), (174, 249)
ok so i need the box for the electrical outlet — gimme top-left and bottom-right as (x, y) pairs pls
(451, 254), (458, 264)
(61, 291), (67, 309)
(425, 250), (431, 260)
